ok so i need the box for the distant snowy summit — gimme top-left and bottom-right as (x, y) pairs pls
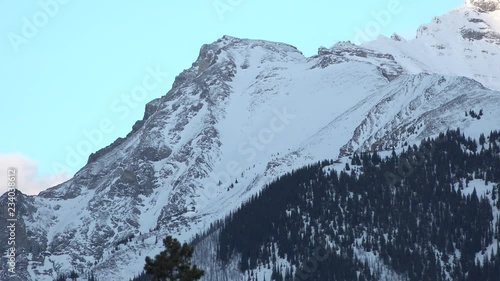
(466, 0), (500, 11)
(364, 0), (500, 91)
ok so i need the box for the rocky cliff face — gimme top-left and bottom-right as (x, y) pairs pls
(366, 2), (500, 91)
(1, 3), (500, 281)
(467, 0), (500, 12)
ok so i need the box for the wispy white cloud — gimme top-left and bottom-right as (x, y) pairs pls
(0, 154), (69, 196)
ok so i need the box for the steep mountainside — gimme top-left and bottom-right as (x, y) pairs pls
(195, 130), (500, 281)
(1, 2), (500, 281)
(365, 1), (500, 91)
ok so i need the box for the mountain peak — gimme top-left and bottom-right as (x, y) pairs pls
(465, 0), (500, 12)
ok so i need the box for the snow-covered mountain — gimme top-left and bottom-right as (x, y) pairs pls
(1, 1), (500, 280)
(365, 0), (500, 90)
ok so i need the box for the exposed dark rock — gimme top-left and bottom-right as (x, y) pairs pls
(467, 0), (500, 12)
(461, 28), (500, 41)
(469, 18), (486, 23)
(87, 137), (125, 165)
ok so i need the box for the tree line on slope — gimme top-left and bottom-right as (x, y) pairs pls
(215, 129), (500, 281)
(128, 129), (500, 281)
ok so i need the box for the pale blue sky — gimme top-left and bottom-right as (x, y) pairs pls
(0, 0), (462, 194)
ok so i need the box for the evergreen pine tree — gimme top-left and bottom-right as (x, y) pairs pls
(144, 236), (204, 281)
(69, 270), (79, 281)
(345, 163), (350, 171)
(480, 133), (486, 146)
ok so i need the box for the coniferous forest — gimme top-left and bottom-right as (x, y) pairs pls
(131, 129), (500, 281)
(213, 129), (500, 281)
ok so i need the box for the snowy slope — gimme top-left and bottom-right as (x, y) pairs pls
(365, 1), (500, 91)
(1, 2), (500, 281)
(0, 36), (403, 281)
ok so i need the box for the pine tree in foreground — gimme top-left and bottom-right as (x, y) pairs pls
(144, 235), (204, 281)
